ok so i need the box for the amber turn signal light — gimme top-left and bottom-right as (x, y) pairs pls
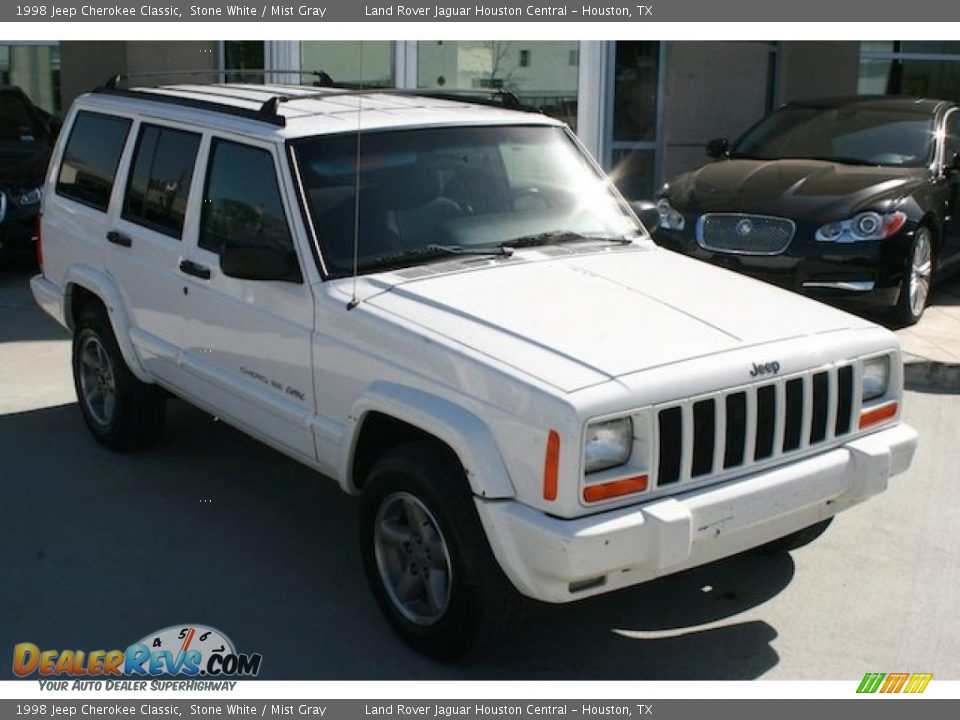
(859, 401), (898, 430)
(583, 474), (649, 503)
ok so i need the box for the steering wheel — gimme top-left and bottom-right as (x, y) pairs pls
(508, 187), (551, 211)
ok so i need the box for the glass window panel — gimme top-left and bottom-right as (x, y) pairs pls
(610, 149), (656, 201)
(416, 41), (579, 129)
(858, 57), (960, 103)
(56, 111), (131, 211)
(612, 42), (660, 143)
(301, 41), (394, 87)
(223, 41), (264, 83)
(123, 124), (201, 238)
(200, 140), (293, 256)
(0, 43), (61, 115)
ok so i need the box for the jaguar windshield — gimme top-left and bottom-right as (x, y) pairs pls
(732, 105), (936, 168)
(291, 125), (641, 275)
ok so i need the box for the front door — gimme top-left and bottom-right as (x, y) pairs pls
(178, 136), (316, 462)
(943, 109), (960, 266)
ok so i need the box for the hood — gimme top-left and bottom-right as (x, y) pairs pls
(365, 246), (874, 393)
(667, 158), (925, 218)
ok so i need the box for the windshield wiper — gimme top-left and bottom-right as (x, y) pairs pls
(501, 231), (633, 249)
(364, 243), (513, 270)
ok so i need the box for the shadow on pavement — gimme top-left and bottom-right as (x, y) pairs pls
(1, 399), (792, 680)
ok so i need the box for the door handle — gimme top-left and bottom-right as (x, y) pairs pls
(179, 259), (211, 280)
(106, 230), (132, 248)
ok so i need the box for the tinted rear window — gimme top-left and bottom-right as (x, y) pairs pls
(57, 111), (131, 211)
(123, 124), (201, 239)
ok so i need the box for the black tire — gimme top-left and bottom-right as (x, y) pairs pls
(892, 225), (935, 327)
(359, 442), (523, 661)
(72, 304), (166, 452)
(754, 517), (833, 554)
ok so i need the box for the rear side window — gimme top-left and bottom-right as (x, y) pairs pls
(199, 139), (293, 256)
(123, 124), (201, 238)
(56, 111), (131, 211)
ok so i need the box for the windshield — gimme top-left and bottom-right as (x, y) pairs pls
(292, 125), (641, 275)
(732, 105), (936, 168)
(0, 93), (47, 152)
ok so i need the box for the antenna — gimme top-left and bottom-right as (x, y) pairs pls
(346, 44), (365, 311)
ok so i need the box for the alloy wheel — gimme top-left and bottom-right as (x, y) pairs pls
(78, 335), (118, 427)
(909, 228), (933, 318)
(373, 491), (453, 626)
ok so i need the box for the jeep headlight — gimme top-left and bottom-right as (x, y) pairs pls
(861, 356), (890, 402)
(657, 198), (686, 231)
(584, 417), (633, 473)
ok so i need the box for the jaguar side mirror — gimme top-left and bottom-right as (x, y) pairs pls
(630, 200), (660, 231)
(705, 137), (730, 159)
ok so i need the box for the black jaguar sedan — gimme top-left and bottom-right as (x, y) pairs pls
(653, 96), (960, 325)
(0, 86), (57, 263)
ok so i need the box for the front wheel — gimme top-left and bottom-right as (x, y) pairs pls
(893, 226), (935, 326)
(359, 443), (522, 660)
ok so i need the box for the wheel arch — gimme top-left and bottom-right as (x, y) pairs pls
(63, 265), (152, 383)
(342, 383), (517, 500)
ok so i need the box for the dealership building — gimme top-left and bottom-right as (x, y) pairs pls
(3, 40), (959, 198)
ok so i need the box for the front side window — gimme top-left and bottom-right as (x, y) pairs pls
(292, 124), (640, 276)
(734, 105), (936, 168)
(123, 124), (201, 238)
(200, 139), (293, 256)
(56, 111), (131, 211)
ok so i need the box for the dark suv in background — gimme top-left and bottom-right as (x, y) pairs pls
(654, 97), (960, 325)
(0, 86), (58, 263)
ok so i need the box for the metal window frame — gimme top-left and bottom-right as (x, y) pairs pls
(601, 41), (666, 195)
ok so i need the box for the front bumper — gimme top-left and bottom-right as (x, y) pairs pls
(476, 423), (917, 603)
(655, 225), (913, 310)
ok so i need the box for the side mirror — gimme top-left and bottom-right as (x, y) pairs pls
(630, 200), (660, 231)
(705, 137), (730, 159)
(221, 239), (301, 283)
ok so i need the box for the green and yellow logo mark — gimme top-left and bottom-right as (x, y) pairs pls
(857, 672), (933, 694)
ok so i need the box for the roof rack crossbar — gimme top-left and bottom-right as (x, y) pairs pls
(92, 86), (288, 127)
(256, 87), (530, 117)
(101, 69), (335, 91)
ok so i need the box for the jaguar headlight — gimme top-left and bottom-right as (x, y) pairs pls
(657, 199), (686, 231)
(861, 356), (890, 402)
(815, 211), (907, 242)
(584, 417), (633, 473)
(18, 187), (42, 206)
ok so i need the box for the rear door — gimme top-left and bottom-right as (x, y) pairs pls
(106, 120), (203, 386)
(178, 135), (316, 462)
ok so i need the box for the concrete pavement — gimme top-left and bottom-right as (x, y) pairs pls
(1, 262), (958, 680)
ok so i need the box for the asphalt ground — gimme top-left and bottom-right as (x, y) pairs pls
(1, 261), (958, 680)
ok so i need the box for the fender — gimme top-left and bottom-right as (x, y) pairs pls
(64, 264), (152, 384)
(341, 382), (517, 499)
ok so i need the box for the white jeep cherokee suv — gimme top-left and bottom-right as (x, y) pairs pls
(31, 81), (918, 659)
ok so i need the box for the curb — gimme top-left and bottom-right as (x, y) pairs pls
(903, 355), (960, 393)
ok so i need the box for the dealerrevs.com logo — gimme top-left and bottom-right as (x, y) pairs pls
(13, 625), (262, 681)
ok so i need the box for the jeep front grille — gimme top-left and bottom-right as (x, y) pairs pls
(655, 364), (857, 487)
(696, 213), (796, 255)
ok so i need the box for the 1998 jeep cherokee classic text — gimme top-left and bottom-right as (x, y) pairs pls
(31, 82), (918, 659)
